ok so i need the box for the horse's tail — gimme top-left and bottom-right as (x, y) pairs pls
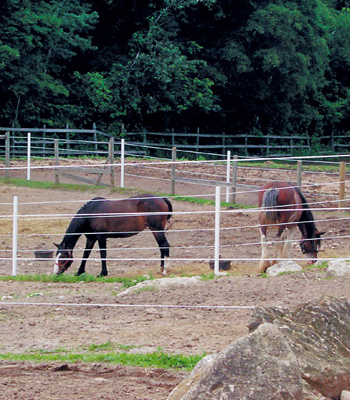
(163, 197), (173, 221)
(261, 187), (279, 222)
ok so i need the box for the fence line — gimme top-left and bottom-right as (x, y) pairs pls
(2, 129), (350, 159)
(1, 133), (350, 205)
(1, 184), (350, 276)
(0, 301), (255, 310)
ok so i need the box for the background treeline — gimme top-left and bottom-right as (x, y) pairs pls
(1, 0), (350, 140)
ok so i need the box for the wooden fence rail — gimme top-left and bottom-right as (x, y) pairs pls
(0, 127), (350, 158)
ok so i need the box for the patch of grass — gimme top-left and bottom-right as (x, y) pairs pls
(171, 194), (251, 209)
(0, 177), (105, 192)
(200, 272), (216, 281)
(303, 261), (328, 271)
(0, 273), (154, 289)
(0, 350), (204, 370)
(134, 285), (156, 293)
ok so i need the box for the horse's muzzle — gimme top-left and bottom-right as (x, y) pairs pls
(305, 254), (317, 264)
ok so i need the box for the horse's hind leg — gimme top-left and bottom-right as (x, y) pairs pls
(258, 234), (271, 273)
(76, 237), (96, 275)
(97, 235), (108, 277)
(153, 231), (170, 275)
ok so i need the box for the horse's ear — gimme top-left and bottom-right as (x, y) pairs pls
(53, 243), (60, 248)
(316, 231), (326, 236)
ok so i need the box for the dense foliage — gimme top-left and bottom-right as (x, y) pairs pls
(0, 0), (349, 139)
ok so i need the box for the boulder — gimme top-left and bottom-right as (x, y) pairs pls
(167, 323), (303, 400)
(170, 296), (350, 400)
(248, 296), (350, 399)
(266, 260), (302, 277)
(326, 259), (350, 278)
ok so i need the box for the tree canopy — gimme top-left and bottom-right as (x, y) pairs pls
(0, 0), (349, 140)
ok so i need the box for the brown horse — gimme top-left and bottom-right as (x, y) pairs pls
(258, 181), (324, 272)
(54, 194), (172, 276)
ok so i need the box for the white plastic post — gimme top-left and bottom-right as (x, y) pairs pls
(120, 138), (125, 188)
(226, 150), (231, 203)
(214, 186), (221, 275)
(27, 132), (31, 180)
(12, 196), (18, 276)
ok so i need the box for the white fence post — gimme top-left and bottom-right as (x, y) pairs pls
(120, 139), (125, 188)
(214, 186), (221, 275)
(226, 150), (231, 203)
(12, 196), (18, 276)
(27, 132), (31, 180)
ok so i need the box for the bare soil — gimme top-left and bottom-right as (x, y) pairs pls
(0, 159), (349, 399)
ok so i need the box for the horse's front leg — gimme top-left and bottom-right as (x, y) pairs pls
(76, 237), (96, 275)
(97, 235), (108, 277)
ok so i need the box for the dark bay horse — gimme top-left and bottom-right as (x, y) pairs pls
(258, 181), (324, 272)
(54, 194), (172, 276)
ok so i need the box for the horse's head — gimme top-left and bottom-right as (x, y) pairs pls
(300, 230), (325, 264)
(53, 242), (73, 274)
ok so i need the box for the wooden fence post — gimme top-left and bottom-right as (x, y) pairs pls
(43, 125), (46, 157)
(230, 155), (238, 204)
(54, 139), (59, 185)
(5, 132), (10, 178)
(296, 160), (302, 188)
(339, 161), (346, 209)
(66, 123), (70, 153)
(109, 137), (115, 188)
(93, 123), (98, 154)
(171, 147), (176, 195)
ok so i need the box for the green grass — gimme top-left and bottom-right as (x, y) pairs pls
(0, 273), (153, 288)
(0, 350), (204, 370)
(0, 177), (251, 209)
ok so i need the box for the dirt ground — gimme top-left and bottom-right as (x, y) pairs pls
(0, 159), (350, 399)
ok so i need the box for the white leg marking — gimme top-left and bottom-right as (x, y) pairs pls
(53, 253), (61, 274)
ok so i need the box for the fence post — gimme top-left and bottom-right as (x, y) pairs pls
(196, 127), (200, 153)
(93, 123), (98, 154)
(43, 125), (46, 157)
(54, 139), (59, 185)
(27, 132), (31, 181)
(226, 151), (231, 203)
(230, 155), (238, 204)
(171, 147), (176, 195)
(5, 131), (10, 178)
(296, 160), (302, 188)
(119, 138), (124, 188)
(66, 123), (70, 154)
(339, 161), (346, 209)
(109, 137), (115, 188)
(214, 186), (221, 275)
(12, 196), (18, 276)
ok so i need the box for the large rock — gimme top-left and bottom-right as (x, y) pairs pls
(169, 297), (350, 400)
(168, 323), (303, 400)
(266, 260), (302, 277)
(248, 296), (350, 399)
(326, 259), (350, 277)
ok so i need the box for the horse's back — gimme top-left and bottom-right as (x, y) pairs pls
(258, 181), (296, 208)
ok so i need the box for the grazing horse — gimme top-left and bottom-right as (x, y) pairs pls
(258, 181), (324, 273)
(54, 194), (172, 276)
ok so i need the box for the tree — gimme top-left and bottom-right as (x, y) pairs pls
(0, 0), (98, 127)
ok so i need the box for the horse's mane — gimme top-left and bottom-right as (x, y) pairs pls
(63, 197), (106, 248)
(77, 197), (105, 214)
(294, 186), (316, 237)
